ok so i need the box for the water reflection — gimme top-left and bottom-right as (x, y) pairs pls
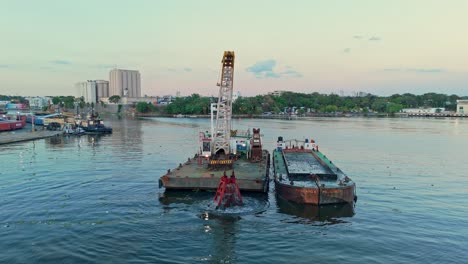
(159, 190), (212, 206)
(86, 134), (105, 145)
(45, 135), (64, 147)
(159, 190), (269, 215)
(43, 134), (112, 148)
(276, 195), (354, 224)
(210, 216), (239, 263)
(111, 117), (144, 161)
(159, 190), (240, 262)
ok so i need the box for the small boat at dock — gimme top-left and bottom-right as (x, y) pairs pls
(273, 137), (357, 205)
(63, 123), (85, 135)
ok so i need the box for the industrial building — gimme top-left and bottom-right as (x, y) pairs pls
(95, 80), (109, 99)
(109, 69), (141, 98)
(75, 80), (109, 104)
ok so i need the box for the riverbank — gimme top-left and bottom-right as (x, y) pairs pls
(0, 130), (63, 145)
(134, 112), (468, 119)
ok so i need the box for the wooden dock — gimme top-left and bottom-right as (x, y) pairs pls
(0, 130), (63, 145)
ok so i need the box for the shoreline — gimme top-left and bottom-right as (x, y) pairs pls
(134, 112), (468, 119)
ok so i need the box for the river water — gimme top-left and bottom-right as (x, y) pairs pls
(1, 117), (467, 263)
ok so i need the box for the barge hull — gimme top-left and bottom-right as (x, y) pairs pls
(160, 176), (268, 192)
(160, 151), (270, 193)
(275, 181), (355, 205)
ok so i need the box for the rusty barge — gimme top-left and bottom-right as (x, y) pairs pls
(273, 137), (356, 205)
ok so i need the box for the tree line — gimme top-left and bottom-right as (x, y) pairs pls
(135, 92), (464, 115)
(2, 92), (464, 115)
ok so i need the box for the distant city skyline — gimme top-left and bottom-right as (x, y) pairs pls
(1, 1), (467, 97)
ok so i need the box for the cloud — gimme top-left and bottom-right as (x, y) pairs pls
(343, 48), (351, 53)
(246, 60), (303, 79)
(95, 64), (116, 69)
(384, 68), (446, 73)
(0, 64), (11, 68)
(265, 72), (280, 78)
(280, 70), (303, 78)
(353, 35), (382, 41)
(246, 60), (276, 75)
(407, 68), (445, 73)
(167, 67), (192, 73)
(50, 60), (72, 65)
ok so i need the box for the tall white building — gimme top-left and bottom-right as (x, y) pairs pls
(109, 69), (141, 98)
(95, 80), (109, 99)
(75, 80), (109, 103)
(75, 81), (97, 104)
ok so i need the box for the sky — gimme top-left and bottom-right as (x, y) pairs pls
(1, 0), (467, 97)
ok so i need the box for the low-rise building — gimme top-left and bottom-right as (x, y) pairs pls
(100, 96), (158, 105)
(26, 96), (51, 110)
(157, 95), (175, 105)
(457, 100), (468, 114)
(401, 107), (445, 114)
(268, 90), (287, 96)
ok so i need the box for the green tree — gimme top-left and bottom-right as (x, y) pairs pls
(371, 99), (388, 112)
(324, 105), (338, 113)
(387, 102), (404, 113)
(136, 102), (150, 113)
(63, 96), (75, 109)
(52, 97), (61, 105)
(109, 95), (121, 104)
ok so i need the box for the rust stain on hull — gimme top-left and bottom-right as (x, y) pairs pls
(160, 175), (267, 192)
(272, 140), (356, 205)
(275, 181), (355, 205)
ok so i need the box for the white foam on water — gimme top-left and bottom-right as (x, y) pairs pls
(198, 197), (270, 217)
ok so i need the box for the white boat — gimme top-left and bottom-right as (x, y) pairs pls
(63, 123), (85, 135)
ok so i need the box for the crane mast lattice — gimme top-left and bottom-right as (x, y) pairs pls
(212, 51), (235, 156)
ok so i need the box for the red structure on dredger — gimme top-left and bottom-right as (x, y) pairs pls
(213, 170), (243, 209)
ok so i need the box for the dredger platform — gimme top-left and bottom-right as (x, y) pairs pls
(159, 131), (270, 193)
(159, 51), (270, 195)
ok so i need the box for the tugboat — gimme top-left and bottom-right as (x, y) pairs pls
(159, 51), (270, 209)
(79, 111), (112, 134)
(272, 137), (356, 205)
